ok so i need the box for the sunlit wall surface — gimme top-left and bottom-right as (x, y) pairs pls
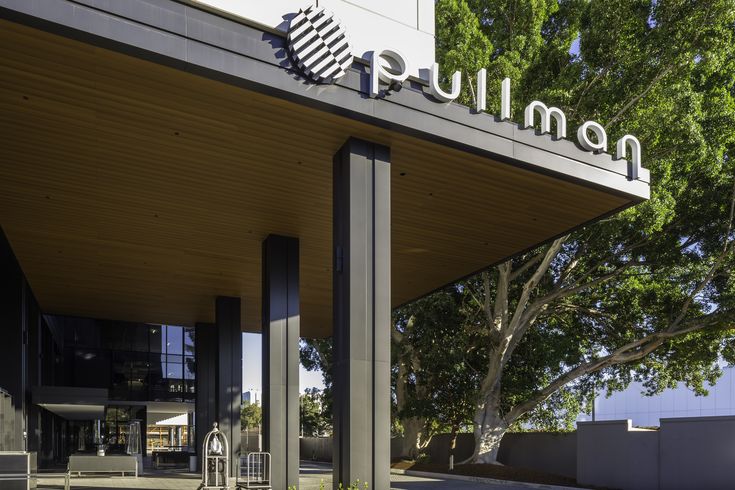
(190, 0), (435, 78)
(579, 367), (735, 427)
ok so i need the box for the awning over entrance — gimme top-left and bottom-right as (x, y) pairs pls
(0, 5), (648, 338)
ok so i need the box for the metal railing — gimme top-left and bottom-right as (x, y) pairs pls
(239, 452), (271, 489)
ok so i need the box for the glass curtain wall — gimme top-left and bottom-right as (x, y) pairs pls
(57, 319), (196, 402)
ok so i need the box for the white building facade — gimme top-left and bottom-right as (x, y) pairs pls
(579, 367), (735, 427)
(191, 0), (435, 78)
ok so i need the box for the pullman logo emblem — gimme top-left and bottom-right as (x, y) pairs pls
(287, 5), (353, 83)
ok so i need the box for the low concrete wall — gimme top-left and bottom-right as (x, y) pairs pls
(577, 420), (658, 490)
(659, 415), (735, 490)
(305, 416), (735, 490)
(577, 416), (735, 490)
(400, 432), (577, 478)
(498, 432), (576, 479)
(420, 433), (475, 466)
(301, 437), (415, 463)
(240, 431), (262, 453)
(390, 437), (404, 461)
(302, 431), (577, 479)
(300, 437), (333, 463)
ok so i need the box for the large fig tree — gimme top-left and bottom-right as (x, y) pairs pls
(428, 0), (735, 463)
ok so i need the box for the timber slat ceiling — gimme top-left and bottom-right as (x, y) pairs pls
(0, 21), (630, 337)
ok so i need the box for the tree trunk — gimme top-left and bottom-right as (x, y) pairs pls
(473, 422), (508, 464)
(469, 401), (509, 464)
(400, 417), (428, 460)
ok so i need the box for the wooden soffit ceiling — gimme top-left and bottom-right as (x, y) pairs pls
(0, 21), (633, 337)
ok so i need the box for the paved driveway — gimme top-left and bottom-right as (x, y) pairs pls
(390, 472), (548, 490)
(301, 462), (550, 490)
(37, 463), (552, 490)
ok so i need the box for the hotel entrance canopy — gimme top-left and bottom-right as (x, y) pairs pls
(0, 1), (648, 339)
(0, 1), (651, 488)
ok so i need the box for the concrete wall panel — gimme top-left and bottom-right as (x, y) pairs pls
(305, 431), (577, 480)
(659, 416), (735, 490)
(577, 420), (658, 490)
(498, 433), (577, 479)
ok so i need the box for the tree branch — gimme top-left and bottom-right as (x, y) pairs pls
(572, 67), (608, 117)
(507, 237), (567, 335)
(535, 260), (640, 307)
(466, 70), (477, 108)
(669, 178), (735, 331)
(507, 313), (733, 421)
(605, 62), (679, 130)
(509, 251), (546, 282)
(492, 265), (511, 333)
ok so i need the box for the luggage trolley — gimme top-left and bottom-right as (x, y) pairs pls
(239, 452), (271, 489)
(201, 423), (230, 490)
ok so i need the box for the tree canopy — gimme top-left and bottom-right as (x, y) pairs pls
(301, 0), (735, 465)
(241, 402), (262, 431)
(399, 0), (735, 463)
(300, 387), (332, 437)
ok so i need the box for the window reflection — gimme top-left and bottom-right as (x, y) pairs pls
(166, 362), (183, 379)
(166, 326), (183, 355)
(55, 317), (195, 402)
(184, 327), (195, 355)
(149, 326), (163, 354)
(184, 357), (195, 380)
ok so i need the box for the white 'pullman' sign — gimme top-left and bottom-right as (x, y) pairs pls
(368, 49), (643, 181)
(285, 5), (642, 181)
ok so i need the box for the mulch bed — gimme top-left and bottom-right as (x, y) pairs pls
(391, 460), (585, 488)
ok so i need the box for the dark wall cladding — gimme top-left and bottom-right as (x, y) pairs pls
(50, 315), (196, 402)
(0, 226), (199, 466)
(0, 227), (30, 450)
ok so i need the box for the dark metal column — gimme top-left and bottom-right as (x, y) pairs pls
(194, 322), (216, 471)
(332, 138), (391, 490)
(26, 302), (41, 453)
(262, 235), (300, 490)
(215, 296), (242, 478)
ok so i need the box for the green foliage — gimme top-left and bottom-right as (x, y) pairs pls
(337, 481), (368, 490)
(240, 402), (261, 431)
(393, 288), (480, 435)
(435, 0), (493, 103)
(287, 480), (367, 490)
(424, 0), (735, 437)
(303, 0), (735, 458)
(300, 338), (334, 425)
(300, 387), (331, 437)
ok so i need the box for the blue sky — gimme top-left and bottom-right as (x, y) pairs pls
(241, 333), (325, 393)
(570, 36), (580, 57)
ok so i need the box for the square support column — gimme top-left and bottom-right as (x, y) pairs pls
(332, 138), (391, 490)
(216, 296), (242, 479)
(262, 235), (300, 490)
(195, 300), (242, 476)
(195, 322), (216, 471)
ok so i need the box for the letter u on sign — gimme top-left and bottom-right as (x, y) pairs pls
(429, 63), (461, 103)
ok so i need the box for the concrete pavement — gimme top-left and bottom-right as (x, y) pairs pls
(35, 462), (563, 490)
